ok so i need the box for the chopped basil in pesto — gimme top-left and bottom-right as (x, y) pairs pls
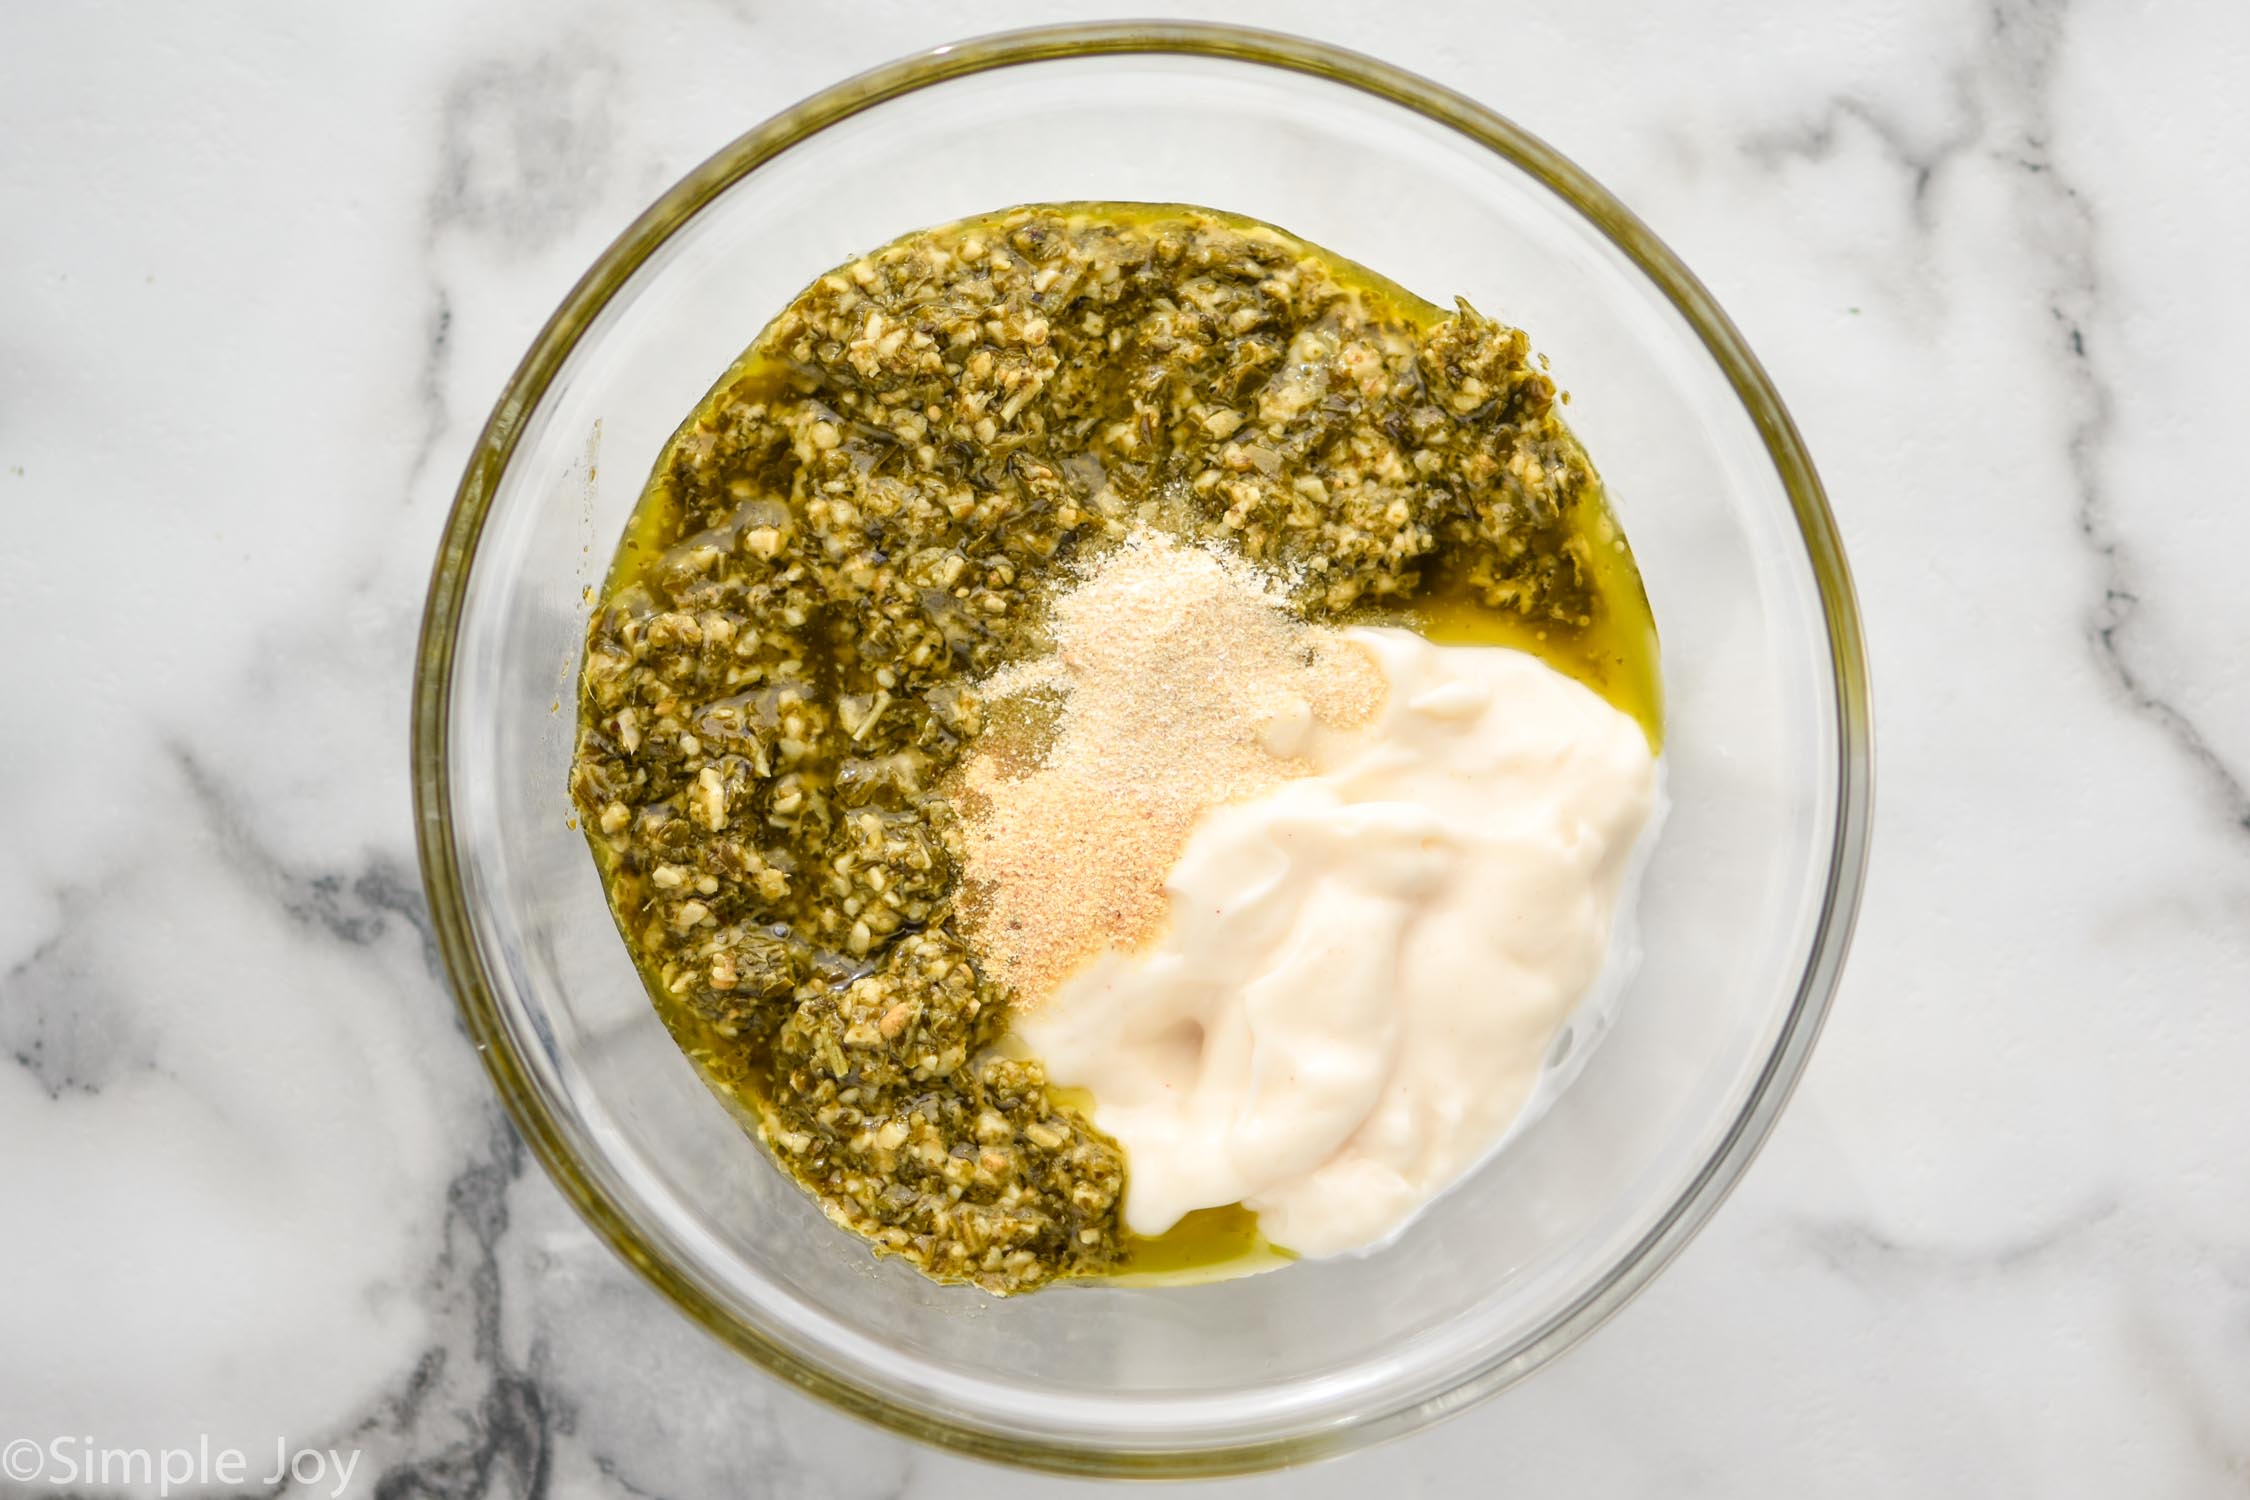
(570, 203), (1656, 1293)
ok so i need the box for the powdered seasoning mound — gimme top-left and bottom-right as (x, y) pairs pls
(952, 527), (1385, 1002)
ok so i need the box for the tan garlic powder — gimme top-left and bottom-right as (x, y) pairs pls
(951, 527), (1385, 1002)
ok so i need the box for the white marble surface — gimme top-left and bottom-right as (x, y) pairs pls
(4, 0), (2248, 1494)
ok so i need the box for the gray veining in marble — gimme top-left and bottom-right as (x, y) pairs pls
(4, 0), (2248, 1495)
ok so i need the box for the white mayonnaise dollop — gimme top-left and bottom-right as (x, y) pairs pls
(1012, 626), (1658, 1257)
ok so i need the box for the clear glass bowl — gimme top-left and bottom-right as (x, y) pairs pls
(413, 23), (1870, 1476)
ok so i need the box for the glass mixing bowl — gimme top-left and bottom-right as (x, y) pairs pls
(412, 22), (1870, 1476)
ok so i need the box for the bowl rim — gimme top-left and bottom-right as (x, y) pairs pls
(411, 19), (1872, 1477)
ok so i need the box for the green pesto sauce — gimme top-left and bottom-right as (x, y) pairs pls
(573, 201), (1661, 1292)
